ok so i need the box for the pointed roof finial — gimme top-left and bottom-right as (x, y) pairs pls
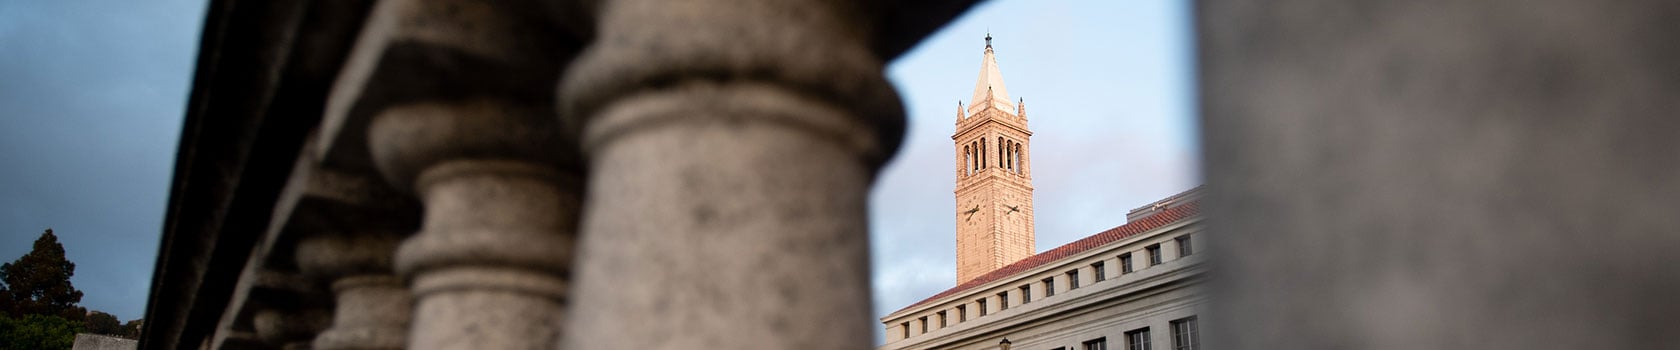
(969, 32), (1013, 114)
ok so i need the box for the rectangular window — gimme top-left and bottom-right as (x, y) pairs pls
(901, 322), (909, 339)
(1147, 244), (1163, 266)
(1172, 317), (1199, 350)
(1093, 261), (1107, 282)
(1068, 270), (1081, 289)
(1020, 285), (1032, 303)
(1121, 253), (1134, 273)
(998, 291), (1010, 310)
(1176, 236), (1194, 257)
(1085, 337), (1109, 350)
(918, 317), (927, 334)
(1043, 278), (1056, 297)
(978, 298), (989, 315)
(937, 311), (947, 328)
(957, 305), (967, 322)
(1126, 328), (1152, 350)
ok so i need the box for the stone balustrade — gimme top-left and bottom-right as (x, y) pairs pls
(148, 0), (981, 349)
(147, 0), (1680, 349)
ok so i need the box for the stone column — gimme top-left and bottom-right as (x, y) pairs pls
(1201, 1), (1680, 349)
(557, 0), (906, 348)
(296, 231), (410, 350)
(248, 271), (331, 350)
(253, 308), (331, 350)
(360, 72), (581, 350)
(333, 0), (582, 348)
(369, 100), (580, 350)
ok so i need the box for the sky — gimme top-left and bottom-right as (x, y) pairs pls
(0, 0), (206, 321)
(0, 0), (1197, 330)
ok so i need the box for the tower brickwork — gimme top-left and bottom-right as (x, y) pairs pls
(954, 34), (1035, 283)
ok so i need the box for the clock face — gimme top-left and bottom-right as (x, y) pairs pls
(960, 204), (980, 222)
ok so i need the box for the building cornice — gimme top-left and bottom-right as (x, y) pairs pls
(887, 215), (1202, 323)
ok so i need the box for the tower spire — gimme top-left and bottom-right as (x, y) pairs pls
(969, 33), (1013, 114)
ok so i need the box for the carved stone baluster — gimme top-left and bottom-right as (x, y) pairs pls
(558, 0), (907, 348)
(253, 307), (331, 350)
(249, 271), (331, 350)
(296, 231), (409, 350)
(369, 100), (580, 350)
(330, 0), (581, 348)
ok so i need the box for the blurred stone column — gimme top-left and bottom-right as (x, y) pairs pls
(557, 0), (906, 348)
(296, 231), (409, 350)
(253, 308), (331, 350)
(372, 100), (580, 350)
(347, 1), (582, 349)
(249, 271), (331, 350)
(1199, 1), (1680, 349)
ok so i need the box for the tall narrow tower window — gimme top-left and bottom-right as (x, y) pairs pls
(998, 137), (1006, 168)
(1012, 143), (1019, 173)
(967, 144), (981, 176)
(1004, 139), (1011, 170)
(1007, 140), (1015, 170)
(1007, 143), (1021, 173)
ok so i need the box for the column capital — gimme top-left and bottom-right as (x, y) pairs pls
(559, 0), (908, 168)
(318, 0), (581, 177)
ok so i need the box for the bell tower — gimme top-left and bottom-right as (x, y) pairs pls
(953, 34), (1035, 283)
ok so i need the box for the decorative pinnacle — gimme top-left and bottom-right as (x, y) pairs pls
(985, 33), (993, 48)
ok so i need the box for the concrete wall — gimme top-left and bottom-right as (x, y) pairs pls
(1200, 1), (1680, 348)
(72, 334), (137, 350)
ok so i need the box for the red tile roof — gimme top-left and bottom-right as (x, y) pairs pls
(889, 200), (1201, 316)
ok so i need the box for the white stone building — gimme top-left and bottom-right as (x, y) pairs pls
(881, 189), (1203, 350)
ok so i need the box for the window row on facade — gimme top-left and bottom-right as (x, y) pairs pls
(894, 233), (1197, 341)
(960, 136), (1026, 176)
(1045, 316), (1199, 350)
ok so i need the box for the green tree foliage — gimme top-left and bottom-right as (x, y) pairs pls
(119, 319), (142, 339)
(0, 229), (98, 348)
(0, 313), (84, 350)
(0, 229), (85, 321)
(84, 311), (120, 336)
